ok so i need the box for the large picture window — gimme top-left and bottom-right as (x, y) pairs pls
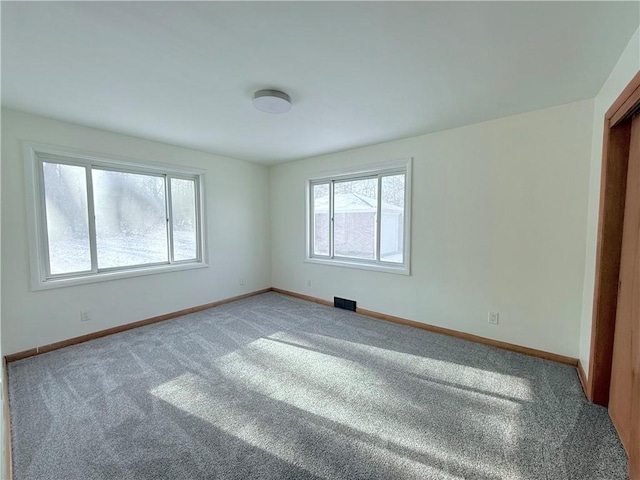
(25, 143), (206, 289)
(307, 159), (411, 274)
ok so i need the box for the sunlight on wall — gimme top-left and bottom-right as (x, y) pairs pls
(151, 332), (533, 479)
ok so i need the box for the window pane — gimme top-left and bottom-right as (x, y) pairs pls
(380, 174), (405, 263)
(312, 183), (330, 256)
(42, 162), (91, 275)
(171, 178), (197, 261)
(93, 169), (168, 269)
(334, 178), (377, 260)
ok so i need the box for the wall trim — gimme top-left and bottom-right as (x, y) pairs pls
(4, 288), (271, 363)
(2, 357), (11, 480)
(273, 288), (579, 366)
(272, 288), (334, 307)
(577, 359), (588, 395)
(5, 285), (580, 368)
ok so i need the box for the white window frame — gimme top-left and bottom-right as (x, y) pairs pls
(24, 142), (208, 290)
(305, 158), (412, 275)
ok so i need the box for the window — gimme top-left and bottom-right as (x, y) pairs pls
(25, 143), (206, 289)
(307, 159), (411, 274)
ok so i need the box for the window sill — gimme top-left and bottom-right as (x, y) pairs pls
(32, 261), (209, 291)
(304, 257), (410, 275)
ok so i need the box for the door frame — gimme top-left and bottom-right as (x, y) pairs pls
(588, 69), (640, 406)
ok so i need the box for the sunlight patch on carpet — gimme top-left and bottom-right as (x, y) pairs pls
(151, 372), (499, 480)
(153, 332), (533, 479)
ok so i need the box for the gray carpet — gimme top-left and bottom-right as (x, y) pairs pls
(8, 292), (628, 480)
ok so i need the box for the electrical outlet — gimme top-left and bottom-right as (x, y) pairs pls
(307, 280), (312, 288)
(239, 277), (245, 286)
(488, 311), (499, 325)
(80, 311), (91, 322)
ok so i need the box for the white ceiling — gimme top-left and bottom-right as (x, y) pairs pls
(2, 2), (639, 165)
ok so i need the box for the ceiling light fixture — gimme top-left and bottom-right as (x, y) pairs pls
(252, 89), (292, 114)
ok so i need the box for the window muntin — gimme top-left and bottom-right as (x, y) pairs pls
(26, 144), (205, 288)
(308, 160), (410, 274)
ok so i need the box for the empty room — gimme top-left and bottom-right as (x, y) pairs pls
(1, 1), (640, 479)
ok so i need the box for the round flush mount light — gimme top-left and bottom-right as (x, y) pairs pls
(252, 89), (292, 114)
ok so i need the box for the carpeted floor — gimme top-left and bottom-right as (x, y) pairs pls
(8, 292), (628, 480)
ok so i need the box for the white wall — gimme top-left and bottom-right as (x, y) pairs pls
(579, 28), (640, 374)
(1, 109), (271, 356)
(271, 100), (594, 358)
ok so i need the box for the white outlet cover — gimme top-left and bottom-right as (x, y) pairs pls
(488, 312), (499, 324)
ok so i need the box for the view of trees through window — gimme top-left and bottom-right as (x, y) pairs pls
(42, 160), (199, 276)
(93, 169), (168, 269)
(171, 178), (198, 262)
(312, 172), (406, 263)
(43, 162), (92, 274)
